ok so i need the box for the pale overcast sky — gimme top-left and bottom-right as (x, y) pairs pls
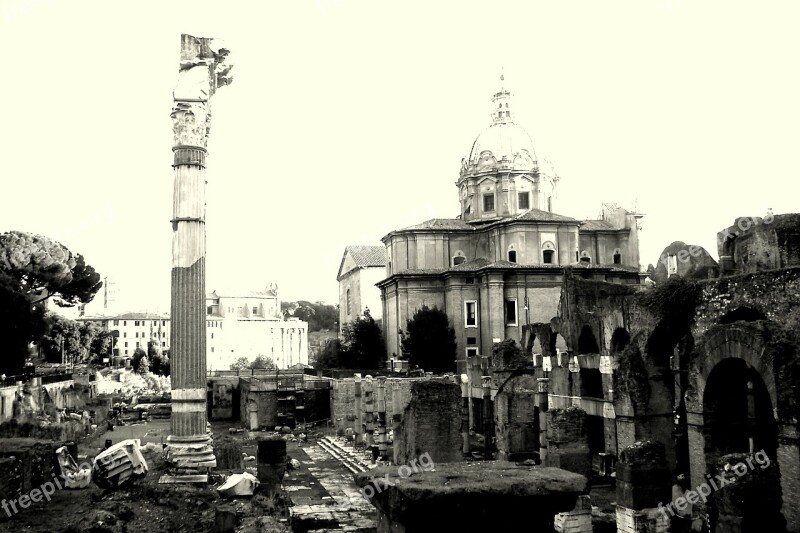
(1, 0), (798, 314)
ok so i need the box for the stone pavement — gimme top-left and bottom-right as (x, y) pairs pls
(285, 440), (376, 532)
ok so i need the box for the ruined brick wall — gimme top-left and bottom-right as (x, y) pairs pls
(694, 267), (800, 337)
(718, 214), (800, 275)
(394, 378), (462, 465)
(0, 439), (59, 493)
(493, 373), (538, 459)
(332, 379), (356, 434)
(545, 406), (591, 479)
(258, 392), (278, 429)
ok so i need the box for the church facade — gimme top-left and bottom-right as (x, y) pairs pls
(378, 83), (645, 371)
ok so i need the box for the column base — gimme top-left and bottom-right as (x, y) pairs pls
(164, 434), (217, 472)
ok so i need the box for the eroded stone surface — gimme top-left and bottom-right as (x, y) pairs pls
(354, 463), (588, 529)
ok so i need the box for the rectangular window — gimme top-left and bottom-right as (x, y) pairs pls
(136, 342), (140, 348)
(505, 299), (518, 326)
(518, 192), (530, 210)
(466, 347), (479, 357)
(465, 301), (477, 327)
(135, 332), (138, 338)
(467, 336), (477, 345)
(162, 321), (166, 326)
(211, 347), (215, 353)
(123, 332), (126, 338)
(252, 307), (258, 315)
(466, 277), (474, 284)
(125, 342), (128, 348)
(134, 321), (139, 326)
(483, 194), (495, 212)
(162, 342), (166, 347)
(123, 321), (127, 326)
(113, 320), (119, 326)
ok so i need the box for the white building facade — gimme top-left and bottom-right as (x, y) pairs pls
(81, 286), (309, 370)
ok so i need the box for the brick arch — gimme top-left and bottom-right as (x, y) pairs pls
(689, 324), (777, 420)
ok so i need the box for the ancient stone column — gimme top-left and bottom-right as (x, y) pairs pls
(165, 34), (233, 474)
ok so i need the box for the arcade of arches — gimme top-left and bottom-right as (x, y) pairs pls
(473, 269), (800, 532)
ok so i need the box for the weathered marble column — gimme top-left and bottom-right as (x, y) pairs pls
(165, 34), (232, 474)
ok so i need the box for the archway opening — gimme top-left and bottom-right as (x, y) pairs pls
(703, 358), (778, 463)
(578, 325), (600, 354)
(610, 328), (631, 352)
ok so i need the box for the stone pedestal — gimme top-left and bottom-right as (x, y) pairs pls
(256, 438), (287, 496)
(615, 441), (671, 533)
(554, 494), (593, 533)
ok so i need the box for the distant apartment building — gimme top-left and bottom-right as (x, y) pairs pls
(337, 245), (387, 332)
(78, 312), (171, 357)
(80, 285), (308, 370)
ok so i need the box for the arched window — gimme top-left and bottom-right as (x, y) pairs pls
(452, 251), (466, 266)
(507, 245), (517, 263)
(613, 249), (622, 265)
(542, 241), (556, 264)
(580, 250), (591, 264)
(346, 289), (351, 316)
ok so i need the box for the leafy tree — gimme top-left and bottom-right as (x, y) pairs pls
(401, 305), (457, 374)
(0, 232), (102, 373)
(137, 355), (150, 375)
(230, 357), (250, 371)
(313, 338), (345, 370)
(160, 354), (170, 376)
(284, 300), (338, 332)
(89, 327), (113, 359)
(41, 313), (84, 364)
(341, 309), (387, 369)
(0, 231), (102, 307)
(0, 271), (45, 373)
(249, 355), (276, 370)
(131, 347), (147, 372)
(147, 340), (163, 374)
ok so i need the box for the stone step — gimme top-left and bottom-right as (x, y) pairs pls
(317, 438), (368, 474)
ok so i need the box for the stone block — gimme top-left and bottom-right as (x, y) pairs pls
(256, 438), (286, 464)
(615, 505), (669, 533)
(545, 446), (592, 480)
(214, 437), (243, 470)
(354, 463), (588, 531)
(554, 494), (592, 533)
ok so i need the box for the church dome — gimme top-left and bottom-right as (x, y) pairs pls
(467, 122), (537, 173)
(461, 85), (538, 177)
